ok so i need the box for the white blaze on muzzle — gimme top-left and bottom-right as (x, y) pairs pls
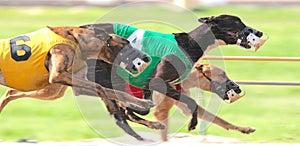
(224, 89), (246, 104)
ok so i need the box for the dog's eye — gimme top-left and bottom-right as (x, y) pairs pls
(247, 28), (254, 33)
(222, 72), (227, 78)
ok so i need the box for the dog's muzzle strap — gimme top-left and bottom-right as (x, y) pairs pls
(116, 48), (149, 73)
(237, 26), (268, 52)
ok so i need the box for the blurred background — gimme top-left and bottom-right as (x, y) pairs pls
(0, 0), (299, 143)
(1, 0), (300, 7)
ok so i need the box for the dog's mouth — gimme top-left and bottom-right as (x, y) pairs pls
(236, 26), (269, 52)
(212, 80), (245, 103)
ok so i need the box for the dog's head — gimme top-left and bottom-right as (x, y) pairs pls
(68, 27), (130, 64)
(101, 33), (131, 64)
(193, 63), (244, 103)
(199, 14), (268, 52)
(88, 28), (131, 64)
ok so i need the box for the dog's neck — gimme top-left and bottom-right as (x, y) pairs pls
(55, 27), (112, 61)
(174, 24), (226, 63)
(181, 68), (210, 91)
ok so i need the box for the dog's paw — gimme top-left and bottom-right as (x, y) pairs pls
(188, 112), (198, 132)
(239, 127), (256, 134)
(138, 99), (155, 109)
(187, 119), (198, 132)
(125, 104), (151, 113)
(188, 123), (196, 132)
(149, 122), (165, 130)
(124, 100), (154, 111)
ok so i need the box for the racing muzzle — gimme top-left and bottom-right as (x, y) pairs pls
(237, 26), (269, 52)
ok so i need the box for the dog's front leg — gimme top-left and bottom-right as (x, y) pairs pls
(175, 102), (256, 134)
(149, 80), (198, 131)
(145, 55), (198, 131)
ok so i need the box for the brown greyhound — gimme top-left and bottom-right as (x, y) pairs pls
(152, 63), (252, 141)
(0, 26), (157, 140)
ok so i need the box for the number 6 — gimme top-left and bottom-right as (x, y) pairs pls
(10, 36), (31, 62)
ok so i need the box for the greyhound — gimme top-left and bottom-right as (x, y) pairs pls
(152, 63), (251, 141)
(0, 26), (156, 140)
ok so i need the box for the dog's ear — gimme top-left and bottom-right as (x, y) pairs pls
(198, 16), (215, 24)
(195, 64), (210, 72)
(79, 24), (94, 29)
(173, 33), (192, 48)
(195, 64), (204, 71)
(110, 34), (129, 44)
(173, 33), (189, 42)
(94, 28), (111, 41)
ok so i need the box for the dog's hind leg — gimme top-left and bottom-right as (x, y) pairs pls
(48, 46), (152, 140)
(48, 46), (153, 112)
(0, 84), (67, 113)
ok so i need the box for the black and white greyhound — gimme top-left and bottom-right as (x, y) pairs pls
(81, 14), (267, 140)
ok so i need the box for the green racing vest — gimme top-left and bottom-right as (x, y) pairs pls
(114, 23), (192, 88)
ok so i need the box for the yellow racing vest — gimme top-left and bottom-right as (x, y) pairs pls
(0, 27), (79, 91)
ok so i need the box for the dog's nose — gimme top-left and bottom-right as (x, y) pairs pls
(226, 80), (239, 88)
(141, 55), (149, 62)
(226, 80), (241, 93)
(244, 27), (263, 38)
(255, 31), (263, 38)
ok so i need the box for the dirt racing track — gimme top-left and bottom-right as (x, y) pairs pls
(0, 133), (298, 146)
